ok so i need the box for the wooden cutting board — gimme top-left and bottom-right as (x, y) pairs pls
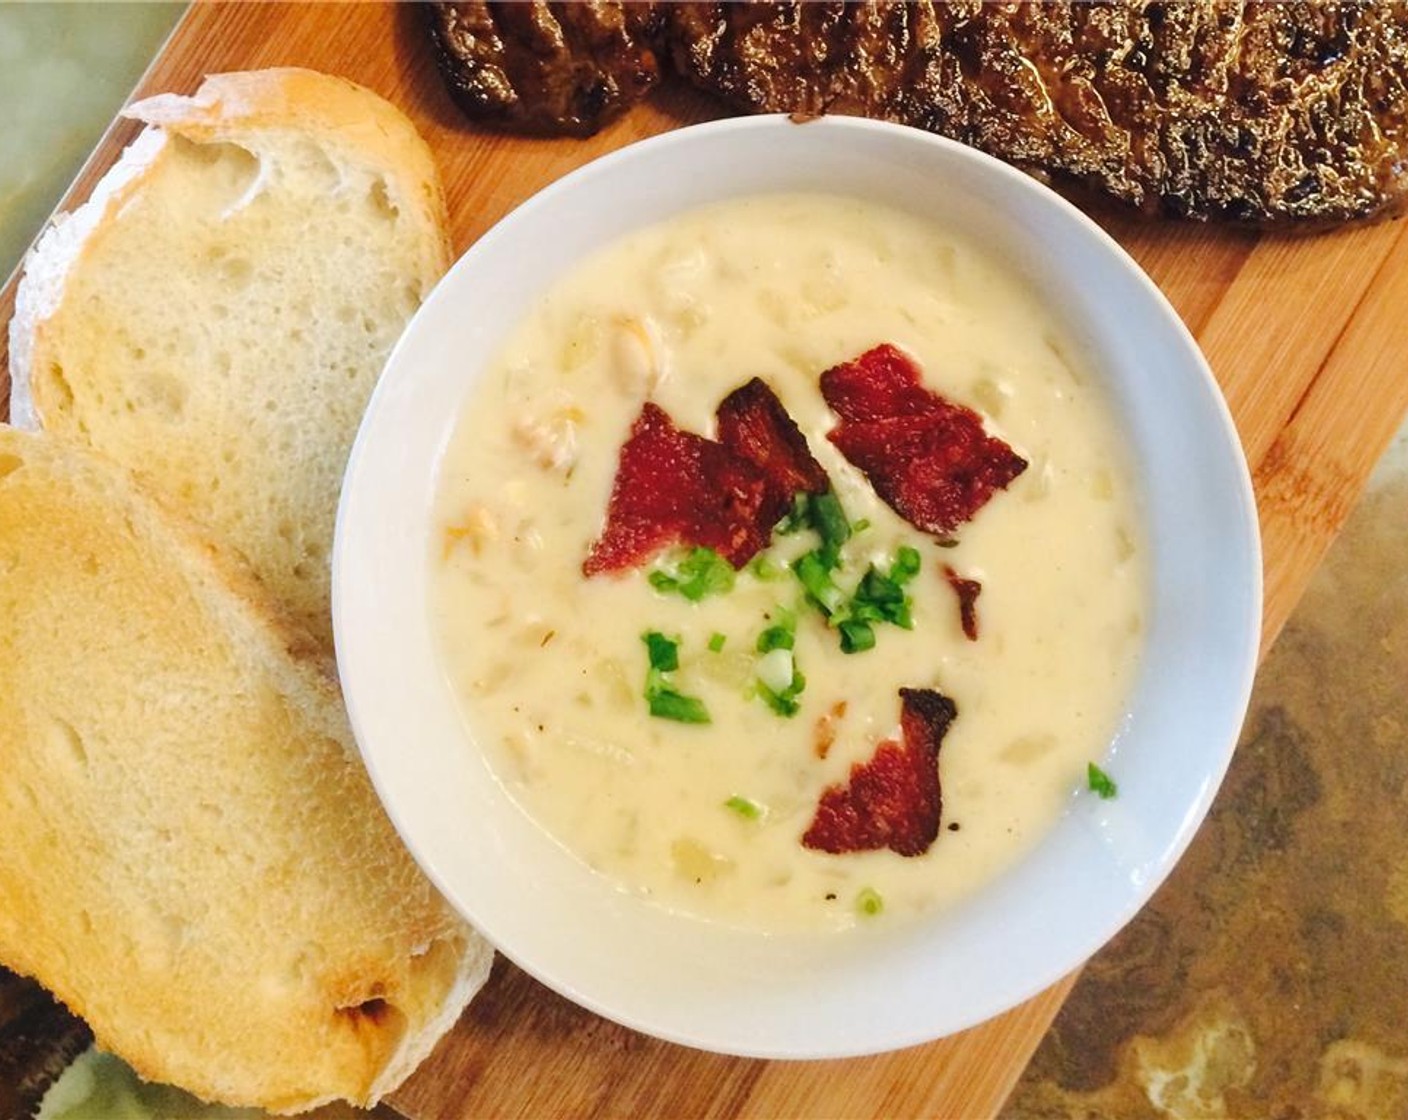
(5, 4), (1408, 1117)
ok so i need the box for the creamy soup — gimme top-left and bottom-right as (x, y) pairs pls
(431, 194), (1146, 933)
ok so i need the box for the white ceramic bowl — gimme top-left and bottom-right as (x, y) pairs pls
(333, 116), (1261, 1058)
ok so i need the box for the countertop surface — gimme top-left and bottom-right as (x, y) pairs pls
(0, 4), (180, 283)
(1006, 427), (1408, 1120)
(3, 5), (1407, 1118)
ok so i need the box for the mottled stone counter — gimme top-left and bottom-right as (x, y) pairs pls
(1007, 429), (1408, 1119)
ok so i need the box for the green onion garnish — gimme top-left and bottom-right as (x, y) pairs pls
(647, 687), (711, 724)
(756, 617), (796, 653)
(640, 631), (709, 723)
(808, 490), (852, 561)
(795, 541), (921, 652)
(707, 632), (727, 653)
(838, 619), (876, 654)
(892, 545), (921, 581)
(848, 559), (916, 630)
(793, 550), (846, 615)
(1087, 762), (1118, 799)
(649, 547), (736, 602)
(758, 669), (806, 717)
(856, 887), (884, 917)
(724, 795), (763, 820)
(857, 567), (904, 606)
(753, 610), (803, 716)
(776, 492), (811, 534)
(776, 490), (851, 560)
(763, 490), (927, 658)
(747, 553), (787, 581)
(642, 630), (680, 673)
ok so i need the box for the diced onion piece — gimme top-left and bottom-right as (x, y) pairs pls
(755, 647), (794, 695)
(671, 838), (733, 884)
(694, 650), (754, 690)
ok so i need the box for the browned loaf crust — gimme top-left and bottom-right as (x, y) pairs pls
(427, 1), (1408, 223)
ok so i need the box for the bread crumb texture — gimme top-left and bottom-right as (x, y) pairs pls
(11, 68), (451, 650)
(0, 431), (488, 1104)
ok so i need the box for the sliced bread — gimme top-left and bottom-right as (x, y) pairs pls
(0, 426), (492, 1112)
(9, 68), (451, 649)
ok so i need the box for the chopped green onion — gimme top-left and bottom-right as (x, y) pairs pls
(642, 631), (679, 673)
(754, 612), (804, 717)
(641, 631), (709, 723)
(754, 646), (804, 716)
(724, 795), (763, 820)
(848, 571), (912, 629)
(835, 547), (921, 643)
(809, 490), (852, 560)
(1087, 762), (1118, 799)
(756, 623), (795, 653)
(647, 687), (711, 724)
(747, 553), (786, 581)
(856, 887), (884, 917)
(776, 492), (811, 534)
(777, 494), (923, 655)
(707, 632), (727, 653)
(649, 547), (736, 602)
(793, 550), (846, 615)
(857, 567), (904, 606)
(852, 518), (871, 534)
(755, 607), (796, 653)
(892, 545), (922, 582)
(838, 619), (876, 654)
(775, 490), (852, 562)
(758, 668), (806, 717)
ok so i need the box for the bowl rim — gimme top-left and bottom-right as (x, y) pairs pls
(333, 112), (1263, 1058)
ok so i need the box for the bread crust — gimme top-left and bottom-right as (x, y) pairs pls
(125, 68), (452, 275)
(8, 127), (167, 432)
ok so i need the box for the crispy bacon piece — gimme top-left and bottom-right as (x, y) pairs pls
(585, 382), (832, 576)
(821, 345), (1027, 538)
(582, 402), (772, 575)
(802, 688), (957, 858)
(716, 377), (830, 529)
(818, 343), (940, 423)
(943, 564), (982, 641)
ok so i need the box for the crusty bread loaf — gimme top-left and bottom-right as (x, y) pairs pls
(0, 427), (492, 1112)
(9, 68), (451, 649)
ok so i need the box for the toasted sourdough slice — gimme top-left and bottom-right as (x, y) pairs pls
(0, 427), (492, 1112)
(9, 68), (451, 649)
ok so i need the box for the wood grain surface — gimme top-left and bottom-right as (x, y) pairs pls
(5, 4), (1408, 1118)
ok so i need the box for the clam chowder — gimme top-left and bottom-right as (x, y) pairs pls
(431, 194), (1146, 932)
